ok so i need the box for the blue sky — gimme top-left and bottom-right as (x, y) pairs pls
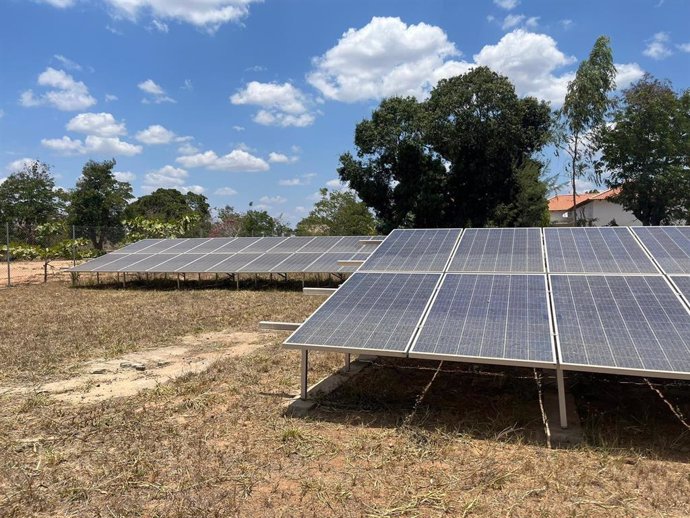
(1, 0), (689, 225)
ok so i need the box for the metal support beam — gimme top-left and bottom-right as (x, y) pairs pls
(176, 273), (180, 290)
(337, 259), (365, 267)
(556, 367), (568, 429)
(259, 321), (302, 331)
(345, 353), (350, 372)
(303, 287), (337, 296)
(301, 349), (309, 400)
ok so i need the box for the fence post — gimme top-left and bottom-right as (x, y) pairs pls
(72, 225), (76, 267)
(5, 222), (10, 288)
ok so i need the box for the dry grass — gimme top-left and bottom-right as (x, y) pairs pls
(1, 282), (690, 516)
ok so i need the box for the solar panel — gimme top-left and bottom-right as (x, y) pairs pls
(301, 252), (352, 273)
(670, 276), (690, 303)
(448, 228), (544, 273)
(266, 236), (316, 253)
(299, 236), (344, 253)
(92, 254), (156, 271)
(238, 237), (289, 253)
(545, 227), (657, 274)
(285, 272), (440, 354)
(409, 274), (555, 366)
(191, 238), (236, 253)
(118, 253), (178, 272)
(632, 227), (690, 274)
(269, 253), (321, 273)
(210, 237), (261, 253)
(113, 239), (162, 254)
(551, 275), (690, 377)
(359, 229), (461, 272)
(202, 253), (260, 272)
(132, 239), (187, 253)
(70, 253), (129, 272)
(238, 253), (292, 272)
(329, 236), (375, 253)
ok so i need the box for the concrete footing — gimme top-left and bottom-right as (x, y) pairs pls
(285, 355), (375, 417)
(543, 391), (583, 447)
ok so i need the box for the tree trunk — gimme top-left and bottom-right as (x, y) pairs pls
(571, 137), (578, 226)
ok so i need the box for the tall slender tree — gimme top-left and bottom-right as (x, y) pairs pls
(559, 36), (617, 225)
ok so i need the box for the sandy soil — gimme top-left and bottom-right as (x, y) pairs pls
(0, 260), (75, 287)
(1, 330), (276, 404)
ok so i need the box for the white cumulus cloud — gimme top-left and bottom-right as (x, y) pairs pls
(103, 0), (259, 33)
(307, 17), (465, 102)
(66, 112), (127, 137)
(214, 187), (238, 195)
(279, 173), (316, 186)
(6, 158), (37, 172)
(114, 171), (136, 182)
(494, 0), (519, 9)
(259, 195), (287, 205)
(20, 67), (96, 111)
(138, 79), (176, 103)
(135, 124), (176, 144)
(268, 152), (298, 164)
(141, 165), (204, 194)
(53, 54), (82, 71)
(42, 135), (142, 156)
(644, 32), (673, 60)
(176, 149), (269, 172)
(230, 81), (315, 127)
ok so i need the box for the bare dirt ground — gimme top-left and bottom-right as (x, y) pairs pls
(1, 331), (276, 405)
(1, 282), (690, 517)
(0, 260), (74, 287)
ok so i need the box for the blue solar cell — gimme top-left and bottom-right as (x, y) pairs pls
(552, 275), (690, 375)
(410, 274), (554, 364)
(448, 228), (544, 273)
(545, 227), (658, 273)
(285, 272), (440, 353)
(632, 227), (690, 274)
(359, 229), (461, 272)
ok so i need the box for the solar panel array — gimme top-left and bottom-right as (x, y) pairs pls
(286, 226), (690, 381)
(71, 236), (378, 274)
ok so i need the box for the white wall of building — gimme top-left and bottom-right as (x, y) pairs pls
(580, 200), (640, 226)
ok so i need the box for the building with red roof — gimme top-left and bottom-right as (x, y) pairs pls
(547, 188), (640, 226)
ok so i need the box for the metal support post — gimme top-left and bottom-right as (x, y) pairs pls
(345, 353), (351, 372)
(300, 349), (309, 400)
(96, 272), (100, 285)
(6, 221), (11, 287)
(72, 225), (76, 267)
(122, 272), (126, 288)
(556, 367), (568, 429)
(177, 273), (181, 290)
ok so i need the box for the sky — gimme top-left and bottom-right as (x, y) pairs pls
(1, 0), (689, 225)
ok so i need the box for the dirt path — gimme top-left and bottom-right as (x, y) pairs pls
(2, 330), (277, 404)
(0, 260), (74, 287)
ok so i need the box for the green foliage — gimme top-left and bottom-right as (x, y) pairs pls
(0, 160), (65, 244)
(338, 67), (552, 231)
(68, 159), (133, 249)
(124, 188), (211, 237)
(122, 214), (202, 242)
(599, 75), (690, 225)
(558, 35), (617, 224)
(238, 208), (291, 237)
(296, 188), (377, 236)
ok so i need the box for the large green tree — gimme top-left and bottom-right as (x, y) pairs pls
(0, 160), (65, 243)
(124, 188), (211, 237)
(296, 188), (377, 236)
(68, 159), (133, 249)
(338, 67), (552, 231)
(599, 75), (690, 225)
(559, 35), (617, 224)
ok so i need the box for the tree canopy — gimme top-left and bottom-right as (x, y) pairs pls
(68, 159), (133, 249)
(0, 160), (66, 243)
(338, 67), (552, 231)
(124, 188), (211, 237)
(599, 75), (690, 225)
(237, 207), (291, 237)
(296, 188), (377, 236)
